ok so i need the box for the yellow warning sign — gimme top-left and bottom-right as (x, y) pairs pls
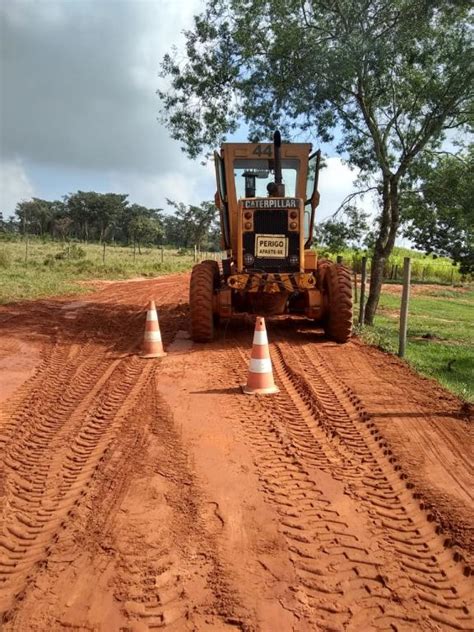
(255, 234), (288, 258)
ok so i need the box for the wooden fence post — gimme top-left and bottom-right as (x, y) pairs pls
(359, 256), (367, 325)
(336, 255), (343, 264)
(398, 257), (411, 358)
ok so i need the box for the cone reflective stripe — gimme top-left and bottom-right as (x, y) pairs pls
(141, 300), (167, 358)
(242, 317), (279, 395)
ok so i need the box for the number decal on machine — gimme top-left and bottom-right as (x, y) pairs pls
(252, 145), (272, 157)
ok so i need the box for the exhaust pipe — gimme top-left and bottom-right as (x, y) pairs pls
(268, 130), (285, 197)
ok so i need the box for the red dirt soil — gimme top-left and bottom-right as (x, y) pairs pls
(0, 273), (472, 631)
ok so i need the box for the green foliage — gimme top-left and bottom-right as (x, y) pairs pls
(64, 191), (129, 242)
(165, 199), (219, 250)
(315, 207), (369, 254)
(402, 147), (474, 273)
(53, 244), (86, 261)
(357, 286), (474, 401)
(6, 190), (220, 254)
(159, 1), (472, 166)
(159, 0), (473, 322)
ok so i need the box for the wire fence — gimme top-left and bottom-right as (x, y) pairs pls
(348, 255), (462, 285)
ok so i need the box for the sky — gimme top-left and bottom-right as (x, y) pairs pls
(0, 0), (375, 223)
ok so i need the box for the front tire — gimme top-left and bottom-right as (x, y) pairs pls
(190, 260), (219, 342)
(324, 263), (353, 343)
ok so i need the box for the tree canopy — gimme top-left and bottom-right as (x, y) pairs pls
(316, 207), (370, 254)
(9, 192), (219, 252)
(159, 0), (473, 322)
(402, 147), (474, 273)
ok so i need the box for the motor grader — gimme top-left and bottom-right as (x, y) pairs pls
(189, 131), (353, 342)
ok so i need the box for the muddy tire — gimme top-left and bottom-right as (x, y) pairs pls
(190, 260), (219, 342)
(316, 258), (332, 290)
(324, 263), (353, 343)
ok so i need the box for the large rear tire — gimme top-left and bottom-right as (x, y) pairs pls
(324, 263), (353, 343)
(190, 260), (219, 342)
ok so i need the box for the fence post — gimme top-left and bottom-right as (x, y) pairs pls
(359, 256), (367, 325)
(398, 257), (411, 358)
(161, 246), (164, 263)
(194, 245), (197, 262)
(336, 255), (343, 264)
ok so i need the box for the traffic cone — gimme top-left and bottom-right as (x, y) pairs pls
(242, 317), (279, 395)
(141, 300), (167, 358)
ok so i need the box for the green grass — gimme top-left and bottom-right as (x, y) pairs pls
(0, 239), (204, 303)
(334, 246), (464, 284)
(356, 285), (474, 402)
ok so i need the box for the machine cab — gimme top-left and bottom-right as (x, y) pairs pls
(214, 137), (320, 274)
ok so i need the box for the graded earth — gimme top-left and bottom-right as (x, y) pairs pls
(0, 274), (472, 631)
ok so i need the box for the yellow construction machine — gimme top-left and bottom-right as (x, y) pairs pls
(189, 131), (353, 342)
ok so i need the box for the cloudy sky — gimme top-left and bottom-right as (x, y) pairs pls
(0, 0), (372, 222)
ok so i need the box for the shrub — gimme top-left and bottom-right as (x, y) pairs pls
(54, 244), (87, 261)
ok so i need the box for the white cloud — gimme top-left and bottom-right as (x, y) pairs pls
(110, 162), (215, 211)
(0, 160), (34, 213)
(317, 157), (377, 223)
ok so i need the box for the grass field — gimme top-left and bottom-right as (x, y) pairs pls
(357, 285), (474, 402)
(0, 239), (213, 303)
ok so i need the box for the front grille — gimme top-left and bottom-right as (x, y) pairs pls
(243, 208), (299, 272)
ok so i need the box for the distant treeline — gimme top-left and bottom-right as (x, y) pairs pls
(0, 192), (220, 251)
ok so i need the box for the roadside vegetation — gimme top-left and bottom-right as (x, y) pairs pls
(0, 239), (213, 303)
(356, 285), (474, 402)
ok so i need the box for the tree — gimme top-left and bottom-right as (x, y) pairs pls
(65, 191), (129, 243)
(166, 200), (218, 251)
(126, 204), (164, 254)
(15, 198), (55, 237)
(159, 0), (473, 323)
(316, 207), (369, 254)
(65, 191), (101, 242)
(402, 147), (474, 273)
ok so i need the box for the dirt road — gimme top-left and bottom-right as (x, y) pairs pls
(0, 274), (472, 631)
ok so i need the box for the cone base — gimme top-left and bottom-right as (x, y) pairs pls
(141, 351), (167, 359)
(241, 383), (279, 395)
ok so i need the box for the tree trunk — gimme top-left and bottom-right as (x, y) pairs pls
(364, 175), (400, 325)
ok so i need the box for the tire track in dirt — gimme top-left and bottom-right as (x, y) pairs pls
(0, 274), (190, 621)
(0, 350), (150, 619)
(274, 336), (473, 630)
(218, 334), (472, 630)
(219, 344), (411, 630)
(319, 339), (473, 564)
(110, 372), (250, 631)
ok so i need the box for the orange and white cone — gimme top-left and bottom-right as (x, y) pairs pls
(242, 317), (279, 395)
(141, 300), (167, 358)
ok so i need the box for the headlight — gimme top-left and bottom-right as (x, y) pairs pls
(244, 252), (255, 266)
(289, 254), (299, 266)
